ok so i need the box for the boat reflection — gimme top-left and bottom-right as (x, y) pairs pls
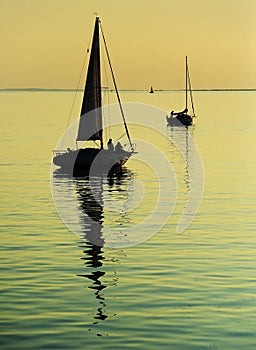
(75, 175), (108, 325)
(167, 125), (203, 233)
(75, 176), (105, 246)
(74, 170), (131, 326)
(166, 126), (193, 194)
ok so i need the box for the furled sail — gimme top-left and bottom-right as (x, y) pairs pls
(76, 17), (103, 146)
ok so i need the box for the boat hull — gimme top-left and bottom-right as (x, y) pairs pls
(53, 148), (133, 176)
(166, 114), (193, 127)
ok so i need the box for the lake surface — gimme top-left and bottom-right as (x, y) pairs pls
(1, 90), (256, 349)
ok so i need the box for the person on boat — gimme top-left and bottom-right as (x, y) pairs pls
(171, 108), (188, 117)
(107, 138), (114, 151)
(115, 141), (123, 152)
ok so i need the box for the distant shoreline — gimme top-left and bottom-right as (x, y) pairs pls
(0, 88), (256, 92)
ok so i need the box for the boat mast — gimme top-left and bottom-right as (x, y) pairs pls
(99, 20), (134, 152)
(186, 57), (195, 117)
(185, 56), (188, 112)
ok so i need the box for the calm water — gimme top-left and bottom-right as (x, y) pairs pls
(1, 90), (256, 349)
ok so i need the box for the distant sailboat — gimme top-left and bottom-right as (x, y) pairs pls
(53, 17), (135, 175)
(166, 56), (195, 127)
(149, 86), (154, 94)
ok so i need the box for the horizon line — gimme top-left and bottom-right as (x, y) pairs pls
(0, 87), (256, 92)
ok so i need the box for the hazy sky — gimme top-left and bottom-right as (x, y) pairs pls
(0, 0), (255, 89)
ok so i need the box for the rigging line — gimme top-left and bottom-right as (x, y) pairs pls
(101, 43), (110, 141)
(107, 90), (111, 141)
(60, 46), (90, 150)
(115, 132), (126, 142)
(93, 140), (100, 148)
(99, 20), (134, 152)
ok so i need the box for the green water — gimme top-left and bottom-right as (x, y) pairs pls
(1, 91), (255, 349)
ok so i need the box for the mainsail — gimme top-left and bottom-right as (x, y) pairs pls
(76, 17), (103, 147)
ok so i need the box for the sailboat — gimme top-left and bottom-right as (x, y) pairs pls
(149, 86), (154, 94)
(53, 17), (135, 175)
(166, 56), (195, 127)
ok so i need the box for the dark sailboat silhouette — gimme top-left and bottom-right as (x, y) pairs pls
(149, 86), (154, 94)
(166, 56), (196, 127)
(53, 17), (135, 175)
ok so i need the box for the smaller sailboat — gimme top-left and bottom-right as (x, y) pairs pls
(53, 17), (135, 176)
(166, 56), (195, 127)
(149, 86), (154, 94)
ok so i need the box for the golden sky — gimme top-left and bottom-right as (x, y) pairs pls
(0, 0), (255, 89)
